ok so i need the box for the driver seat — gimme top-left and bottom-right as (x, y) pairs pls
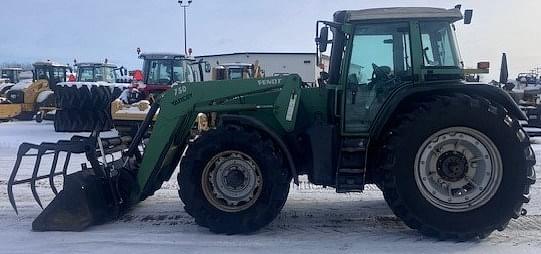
(373, 66), (392, 81)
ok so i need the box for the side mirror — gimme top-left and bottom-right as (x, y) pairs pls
(317, 26), (329, 52)
(464, 9), (473, 24)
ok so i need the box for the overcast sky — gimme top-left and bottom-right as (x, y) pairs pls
(1, 0), (539, 80)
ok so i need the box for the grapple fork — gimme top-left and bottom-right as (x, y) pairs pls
(7, 132), (135, 231)
(8, 103), (156, 231)
(8, 139), (88, 214)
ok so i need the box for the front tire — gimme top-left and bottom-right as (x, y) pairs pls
(178, 125), (291, 234)
(381, 94), (536, 240)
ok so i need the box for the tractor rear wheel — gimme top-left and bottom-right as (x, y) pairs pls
(178, 125), (291, 234)
(380, 94), (536, 240)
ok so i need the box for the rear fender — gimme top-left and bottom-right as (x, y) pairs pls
(371, 83), (527, 141)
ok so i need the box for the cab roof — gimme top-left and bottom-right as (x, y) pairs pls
(0, 67), (23, 71)
(219, 63), (253, 68)
(76, 62), (118, 68)
(340, 7), (463, 23)
(33, 61), (69, 68)
(139, 53), (186, 60)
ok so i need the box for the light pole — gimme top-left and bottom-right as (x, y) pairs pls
(178, 0), (192, 56)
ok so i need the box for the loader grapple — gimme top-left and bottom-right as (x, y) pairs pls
(7, 133), (133, 231)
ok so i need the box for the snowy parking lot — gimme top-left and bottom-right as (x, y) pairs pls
(0, 121), (540, 254)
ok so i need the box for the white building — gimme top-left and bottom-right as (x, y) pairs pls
(195, 52), (328, 84)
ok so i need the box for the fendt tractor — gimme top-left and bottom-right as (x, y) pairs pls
(8, 7), (536, 240)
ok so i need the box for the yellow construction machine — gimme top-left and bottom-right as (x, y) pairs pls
(0, 61), (71, 121)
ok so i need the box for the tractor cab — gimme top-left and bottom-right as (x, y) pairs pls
(75, 62), (125, 83)
(317, 7), (473, 133)
(1, 67), (23, 84)
(138, 53), (203, 95)
(32, 61), (72, 89)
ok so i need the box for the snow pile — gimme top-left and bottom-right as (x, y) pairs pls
(57, 81), (130, 90)
(7, 79), (33, 91)
(36, 90), (54, 103)
(0, 82), (14, 92)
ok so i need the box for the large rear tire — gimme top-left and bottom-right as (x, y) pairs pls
(380, 94), (536, 240)
(54, 109), (113, 132)
(178, 125), (291, 234)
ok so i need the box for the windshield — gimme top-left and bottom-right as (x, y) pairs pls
(173, 60), (195, 83)
(78, 67), (94, 82)
(34, 66), (50, 81)
(228, 67), (253, 80)
(419, 21), (460, 67)
(51, 67), (66, 85)
(103, 67), (115, 82)
(147, 59), (196, 85)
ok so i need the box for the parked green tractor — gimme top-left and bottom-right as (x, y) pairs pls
(8, 6), (535, 240)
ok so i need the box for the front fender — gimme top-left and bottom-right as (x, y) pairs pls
(218, 114), (299, 184)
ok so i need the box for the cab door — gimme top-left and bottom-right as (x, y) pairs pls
(341, 22), (414, 135)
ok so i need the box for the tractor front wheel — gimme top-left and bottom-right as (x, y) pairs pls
(381, 94), (536, 240)
(178, 125), (291, 234)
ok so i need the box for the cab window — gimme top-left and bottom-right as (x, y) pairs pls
(344, 22), (412, 133)
(78, 67), (94, 82)
(35, 67), (50, 80)
(147, 60), (172, 84)
(229, 68), (243, 80)
(419, 22), (459, 67)
(51, 67), (66, 84)
(173, 60), (196, 83)
(103, 67), (115, 83)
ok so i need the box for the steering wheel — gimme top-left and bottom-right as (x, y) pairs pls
(370, 63), (403, 94)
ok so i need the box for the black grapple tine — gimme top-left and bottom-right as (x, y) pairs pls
(8, 143), (34, 215)
(30, 147), (47, 209)
(62, 152), (71, 178)
(48, 151), (61, 195)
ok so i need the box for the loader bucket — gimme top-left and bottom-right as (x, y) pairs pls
(7, 132), (134, 231)
(32, 170), (117, 231)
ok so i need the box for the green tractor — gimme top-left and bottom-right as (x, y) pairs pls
(8, 6), (535, 240)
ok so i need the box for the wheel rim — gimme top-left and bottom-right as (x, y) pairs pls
(201, 151), (263, 213)
(414, 127), (503, 212)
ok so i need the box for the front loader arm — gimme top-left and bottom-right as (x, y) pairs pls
(134, 74), (303, 201)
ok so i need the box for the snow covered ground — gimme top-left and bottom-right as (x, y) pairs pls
(0, 121), (540, 254)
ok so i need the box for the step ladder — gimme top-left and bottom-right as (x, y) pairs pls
(336, 137), (367, 193)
